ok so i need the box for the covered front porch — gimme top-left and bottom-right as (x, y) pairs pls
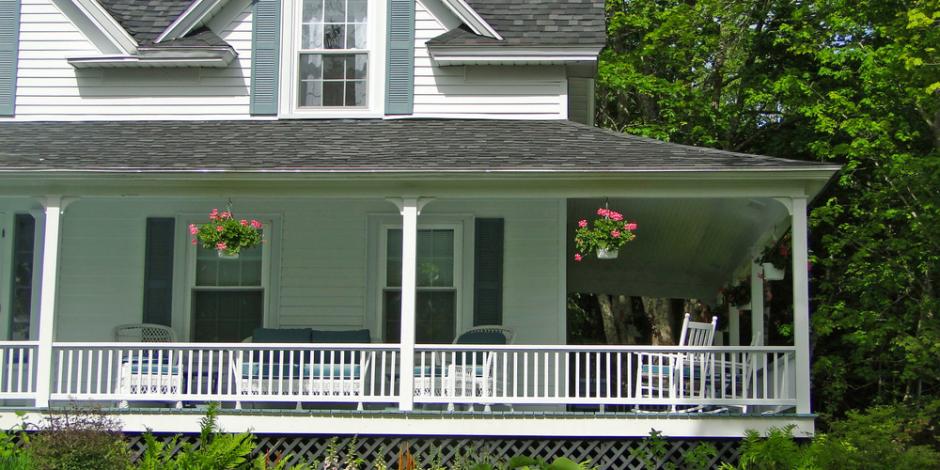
(0, 119), (837, 437)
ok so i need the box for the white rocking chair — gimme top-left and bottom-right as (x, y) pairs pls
(635, 314), (718, 411)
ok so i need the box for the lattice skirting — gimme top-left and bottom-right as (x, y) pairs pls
(124, 434), (742, 469)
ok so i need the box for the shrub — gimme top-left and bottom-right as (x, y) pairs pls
(27, 406), (130, 470)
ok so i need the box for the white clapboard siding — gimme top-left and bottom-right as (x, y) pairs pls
(52, 198), (563, 346)
(567, 78), (594, 126)
(14, 0), (253, 119)
(412, 0), (567, 119)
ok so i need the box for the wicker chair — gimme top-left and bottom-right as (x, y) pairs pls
(443, 325), (514, 410)
(113, 324), (181, 408)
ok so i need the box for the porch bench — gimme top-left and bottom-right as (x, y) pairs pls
(233, 328), (372, 406)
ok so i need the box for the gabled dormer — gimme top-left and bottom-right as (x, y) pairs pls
(0, 0), (606, 120)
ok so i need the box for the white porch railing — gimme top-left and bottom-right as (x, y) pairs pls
(49, 343), (400, 406)
(413, 345), (797, 409)
(0, 341), (38, 399)
(0, 342), (797, 412)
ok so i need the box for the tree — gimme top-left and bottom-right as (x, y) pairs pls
(598, 0), (940, 425)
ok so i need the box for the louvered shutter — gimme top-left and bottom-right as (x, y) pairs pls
(250, 0), (281, 115)
(385, 0), (414, 115)
(0, 0), (21, 116)
(474, 218), (504, 326)
(142, 218), (175, 327)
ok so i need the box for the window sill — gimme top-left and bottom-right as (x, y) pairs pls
(278, 110), (385, 120)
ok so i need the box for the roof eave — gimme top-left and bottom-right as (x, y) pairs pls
(67, 0), (139, 54)
(67, 47), (237, 69)
(428, 45), (602, 65)
(155, 0), (232, 43)
(440, 0), (502, 40)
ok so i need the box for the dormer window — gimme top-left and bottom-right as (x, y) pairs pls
(299, 0), (368, 107)
(282, 0), (385, 116)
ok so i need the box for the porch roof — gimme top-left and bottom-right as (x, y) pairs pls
(0, 119), (835, 174)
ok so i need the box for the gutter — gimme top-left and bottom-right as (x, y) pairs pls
(428, 46), (602, 65)
(68, 47), (237, 69)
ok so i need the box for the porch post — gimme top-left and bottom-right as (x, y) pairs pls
(791, 196), (812, 414)
(750, 260), (765, 345)
(35, 196), (62, 408)
(728, 306), (740, 346)
(398, 197), (419, 411)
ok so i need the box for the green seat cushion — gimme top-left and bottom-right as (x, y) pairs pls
(241, 363), (362, 379)
(310, 329), (371, 343)
(252, 327), (312, 343)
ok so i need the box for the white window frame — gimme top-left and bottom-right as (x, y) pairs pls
(178, 215), (277, 342)
(279, 0), (387, 118)
(377, 222), (463, 343)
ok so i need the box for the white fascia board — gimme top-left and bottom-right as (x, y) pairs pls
(67, 49), (236, 68)
(429, 46), (601, 65)
(156, 0), (231, 43)
(70, 0), (138, 54)
(440, 0), (502, 40)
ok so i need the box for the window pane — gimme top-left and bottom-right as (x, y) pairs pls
(299, 80), (323, 107)
(384, 291), (456, 343)
(347, 54), (367, 79)
(302, 0), (323, 22)
(345, 80), (367, 107)
(387, 228), (454, 287)
(300, 54), (322, 79)
(348, 0), (367, 22)
(346, 22), (367, 49)
(324, 0), (345, 22)
(322, 55), (346, 79)
(9, 214), (35, 340)
(192, 290), (263, 342)
(195, 244), (262, 287)
(301, 22), (324, 49)
(324, 24), (345, 49)
(386, 229), (402, 287)
(322, 81), (345, 106)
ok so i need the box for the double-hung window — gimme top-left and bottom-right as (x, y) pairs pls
(189, 239), (267, 342)
(298, 0), (369, 107)
(382, 227), (460, 344)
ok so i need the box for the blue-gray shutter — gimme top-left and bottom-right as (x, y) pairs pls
(474, 218), (504, 326)
(385, 0), (414, 115)
(0, 0), (21, 116)
(249, 0), (281, 115)
(143, 218), (175, 327)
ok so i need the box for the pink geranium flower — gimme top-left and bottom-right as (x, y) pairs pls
(216, 225), (224, 232)
(625, 222), (638, 230)
(250, 220), (263, 229)
(220, 211), (231, 219)
(611, 230), (621, 238)
(188, 224), (198, 235)
(191, 238), (197, 245)
(609, 211), (624, 221)
(209, 209), (219, 220)
(216, 242), (227, 250)
(596, 208), (610, 217)
(578, 219), (588, 228)
(240, 219), (249, 226)
(574, 253), (583, 262)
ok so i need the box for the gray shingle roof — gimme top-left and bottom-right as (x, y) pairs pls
(0, 120), (830, 174)
(98, 0), (195, 45)
(428, 0), (607, 48)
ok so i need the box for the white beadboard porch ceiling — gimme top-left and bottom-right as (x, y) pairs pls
(566, 197), (790, 301)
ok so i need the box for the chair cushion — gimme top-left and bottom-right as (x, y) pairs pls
(252, 328), (312, 343)
(455, 330), (507, 345)
(310, 329), (371, 343)
(127, 363), (181, 375)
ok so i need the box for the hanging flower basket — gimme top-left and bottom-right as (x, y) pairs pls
(189, 207), (263, 257)
(573, 206), (637, 261)
(762, 262), (786, 280)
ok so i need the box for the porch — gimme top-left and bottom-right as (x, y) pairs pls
(0, 119), (838, 437)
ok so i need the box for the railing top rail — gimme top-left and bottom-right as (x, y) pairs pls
(414, 344), (797, 353)
(0, 341), (39, 346)
(51, 342), (402, 350)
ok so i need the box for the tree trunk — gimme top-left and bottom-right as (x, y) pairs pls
(597, 294), (636, 344)
(643, 297), (674, 345)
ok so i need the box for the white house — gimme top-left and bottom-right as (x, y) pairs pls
(0, 0), (838, 444)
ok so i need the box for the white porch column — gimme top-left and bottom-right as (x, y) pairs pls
(398, 197), (419, 411)
(750, 260), (765, 345)
(35, 196), (62, 408)
(728, 306), (740, 346)
(791, 196), (812, 414)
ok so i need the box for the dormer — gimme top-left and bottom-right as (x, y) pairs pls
(0, 0), (606, 120)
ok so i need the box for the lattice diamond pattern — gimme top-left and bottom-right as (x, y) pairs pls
(123, 434), (740, 469)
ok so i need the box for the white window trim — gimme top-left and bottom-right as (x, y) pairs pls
(175, 213), (280, 342)
(279, 0), (387, 118)
(376, 221), (464, 343)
